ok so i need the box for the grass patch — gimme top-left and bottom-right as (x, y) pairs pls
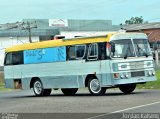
(137, 71), (160, 89)
(0, 82), (6, 91)
(0, 82), (4, 88)
(0, 82), (13, 92)
(0, 73), (13, 91)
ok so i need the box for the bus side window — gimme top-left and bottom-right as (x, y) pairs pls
(4, 53), (12, 65)
(98, 43), (106, 60)
(75, 45), (86, 59)
(12, 51), (24, 65)
(68, 45), (86, 60)
(68, 46), (76, 60)
(87, 43), (98, 60)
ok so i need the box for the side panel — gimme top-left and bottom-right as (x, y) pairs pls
(13, 65), (22, 79)
(99, 60), (113, 87)
(24, 47), (66, 64)
(4, 59), (112, 89)
(20, 60), (111, 89)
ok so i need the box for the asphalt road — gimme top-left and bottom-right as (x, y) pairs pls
(0, 89), (160, 119)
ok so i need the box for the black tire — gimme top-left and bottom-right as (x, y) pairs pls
(43, 89), (52, 96)
(61, 88), (78, 95)
(119, 84), (136, 94)
(88, 78), (106, 95)
(33, 79), (51, 96)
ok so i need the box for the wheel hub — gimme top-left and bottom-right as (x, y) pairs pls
(34, 81), (42, 94)
(90, 79), (101, 93)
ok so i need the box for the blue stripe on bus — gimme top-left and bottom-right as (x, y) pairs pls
(24, 47), (66, 64)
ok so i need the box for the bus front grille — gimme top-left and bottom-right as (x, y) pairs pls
(131, 71), (145, 77)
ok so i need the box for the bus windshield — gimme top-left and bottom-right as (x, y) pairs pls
(112, 39), (152, 58)
(112, 39), (135, 58)
(133, 39), (152, 57)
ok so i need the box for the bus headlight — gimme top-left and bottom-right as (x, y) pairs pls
(148, 71), (152, 76)
(120, 74), (125, 79)
(125, 74), (129, 78)
(152, 71), (155, 76)
(120, 73), (129, 79)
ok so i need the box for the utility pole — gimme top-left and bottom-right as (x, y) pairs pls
(21, 21), (37, 43)
(0, 21), (37, 43)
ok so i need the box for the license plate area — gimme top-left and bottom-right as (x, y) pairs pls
(131, 71), (145, 77)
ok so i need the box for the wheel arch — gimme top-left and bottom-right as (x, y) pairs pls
(85, 74), (97, 87)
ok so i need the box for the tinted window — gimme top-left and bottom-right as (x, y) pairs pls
(68, 46), (76, 60)
(98, 43), (106, 60)
(12, 52), (23, 65)
(4, 51), (24, 65)
(68, 45), (86, 60)
(4, 53), (12, 65)
(76, 45), (86, 58)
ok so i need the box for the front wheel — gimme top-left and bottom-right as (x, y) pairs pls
(61, 88), (78, 95)
(33, 79), (51, 96)
(119, 84), (136, 94)
(88, 78), (106, 95)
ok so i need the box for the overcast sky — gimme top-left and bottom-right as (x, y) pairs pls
(0, 0), (160, 24)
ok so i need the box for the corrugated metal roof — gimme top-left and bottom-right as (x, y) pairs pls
(122, 22), (160, 31)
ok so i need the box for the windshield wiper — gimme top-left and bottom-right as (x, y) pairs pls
(136, 44), (148, 57)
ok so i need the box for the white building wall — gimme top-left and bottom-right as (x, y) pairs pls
(60, 31), (116, 38)
(0, 36), (39, 66)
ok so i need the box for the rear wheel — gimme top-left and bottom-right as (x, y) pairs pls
(119, 84), (136, 94)
(61, 88), (78, 95)
(88, 78), (106, 95)
(33, 79), (51, 96)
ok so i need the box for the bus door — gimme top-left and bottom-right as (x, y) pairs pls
(87, 43), (107, 85)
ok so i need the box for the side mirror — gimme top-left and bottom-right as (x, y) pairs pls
(110, 42), (115, 53)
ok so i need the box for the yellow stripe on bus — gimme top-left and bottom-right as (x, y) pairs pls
(5, 34), (113, 53)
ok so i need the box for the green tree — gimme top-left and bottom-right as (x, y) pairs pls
(125, 16), (143, 25)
